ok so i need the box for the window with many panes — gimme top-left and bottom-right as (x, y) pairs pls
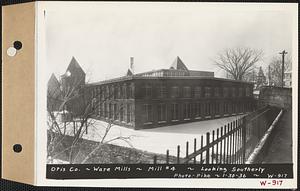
(126, 84), (130, 99)
(223, 87), (229, 98)
(205, 102), (211, 116)
(195, 102), (201, 118)
(104, 103), (108, 117)
(171, 86), (179, 98)
(171, 103), (179, 120)
(231, 87), (236, 97)
(245, 87), (250, 97)
(129, 83), (134, 98)
(158, 103), (167, 121)
(144, 104), (153, 122)
(224, 102), (228, 114)
(183, 103), (192, 119)
(117, 86), (121, 99)
(91, 98), (97, 111)
(110, 86), (114, 99)
(127, 104), (132, 123)
(238, 88), (243, 97)
(232, 102), (236, 113)
(113, 104), (117, 120)
(238, 102), (242, 113)
(122, 84), (127, 99)
(120, 104), (124, 121)
(144, 85), (152, 98)
(215, 102), (220, 115)
(158, 86), (167, 98)
(183, 87), (191, 98)
(101, 87), (104, 100)
(106, 86), (110, 99)
(100, 103), (104, 117)
(205, 87), (211, 98)
(194, 86), (201, 98)
(214, 87), (220, 97)
(114, 85), (118, 99)
(109, 103), (113, 119)
(97, 87), (100, 99)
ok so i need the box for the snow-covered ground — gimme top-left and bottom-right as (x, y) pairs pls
(79, 115), (244, 157)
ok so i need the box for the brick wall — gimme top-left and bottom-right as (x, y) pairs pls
(134, 78), (254, 129)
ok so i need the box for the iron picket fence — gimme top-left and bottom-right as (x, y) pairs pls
(153, 106), (281, 164)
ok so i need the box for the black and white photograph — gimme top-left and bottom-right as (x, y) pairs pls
(43, 2), (297, 183)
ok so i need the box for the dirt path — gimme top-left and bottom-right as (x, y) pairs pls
(262, 109), (293, 163)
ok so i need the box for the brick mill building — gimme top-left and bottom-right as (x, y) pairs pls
(48, 56), (255, 130)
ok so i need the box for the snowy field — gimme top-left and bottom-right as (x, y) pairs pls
(78, 115), (245, 157)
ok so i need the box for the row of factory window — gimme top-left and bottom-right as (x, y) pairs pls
(143, 102), (252, 123)
(143, 85), (252, 99)
(91, 83), (135, 100)
(96, 103), (133, 124)
(90, 84), (252, 100)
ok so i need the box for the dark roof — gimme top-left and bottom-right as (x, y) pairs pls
(66, 57), (85, 75)
(48, 73), (60, 87)
(47, 73), (62, 97)
(170, 56), (189, 71)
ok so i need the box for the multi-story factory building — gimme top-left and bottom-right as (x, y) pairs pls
(83, 56), (254, 129)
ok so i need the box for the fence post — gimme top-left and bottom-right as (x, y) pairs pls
(242, 117), (246, 163)
(212, 130), (215, 164)
(166, 149), (169, 164)
(233, 120), (236, 164)
(177, 145), (180, 164)
(200, 135), (203, 164)
(226, 124), (230, 163)
(220, 127), (223, 164)
(193, 138), (197, 164)
(216, 128), (219, 164)
(186, 141), (189, 159)
(206, 132), (210, 164)
(223, 125), (227, 163)
(229, 122), (233, 164)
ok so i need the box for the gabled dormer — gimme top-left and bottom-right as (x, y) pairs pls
(170, 56), (189, 71)
(47, 73), (61, 98)
(61, 57), (86, 91)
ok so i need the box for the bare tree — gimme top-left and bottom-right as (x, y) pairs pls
(214, 47), (263, 81)
(47, 72), (134, 164)
(268, 55), (292, 86)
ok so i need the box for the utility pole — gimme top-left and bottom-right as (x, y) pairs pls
(279, 50), (288, 87)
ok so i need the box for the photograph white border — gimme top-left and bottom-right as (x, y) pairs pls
(35, 2), (298, 188)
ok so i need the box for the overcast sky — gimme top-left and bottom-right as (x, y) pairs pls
(45, 2), (295, 82)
